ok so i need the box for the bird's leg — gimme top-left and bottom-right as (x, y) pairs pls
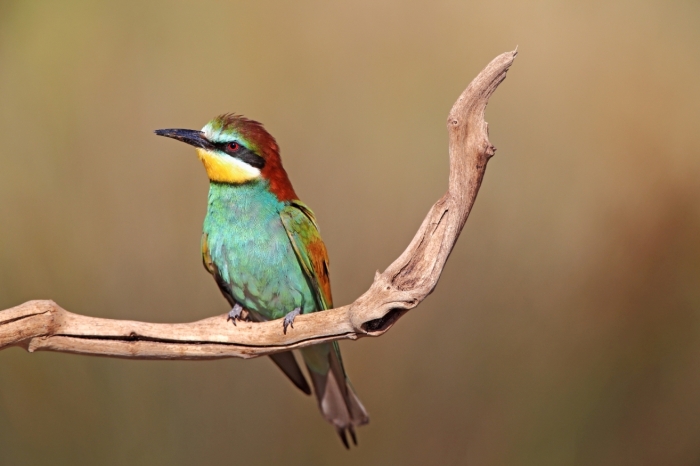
(227, 303), (244, 325)
(283, 307), (302, 334)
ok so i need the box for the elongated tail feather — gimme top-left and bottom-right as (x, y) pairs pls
(301, 342), (369, 448)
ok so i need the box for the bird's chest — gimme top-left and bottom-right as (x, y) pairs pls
(202, 183), (310, 318)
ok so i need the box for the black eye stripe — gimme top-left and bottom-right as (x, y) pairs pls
(214, 142), (266, 169)
(237, 151), (266, 170)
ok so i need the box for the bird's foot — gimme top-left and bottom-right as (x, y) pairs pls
(283, 307), (302, 334)
(227, 303), (244, 326)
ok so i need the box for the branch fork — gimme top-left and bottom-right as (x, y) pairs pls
(0, 50), (517, 360)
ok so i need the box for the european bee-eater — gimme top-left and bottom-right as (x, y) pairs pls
(155, 114), (368, 447)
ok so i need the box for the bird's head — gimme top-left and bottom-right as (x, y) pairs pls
(155, 114), (297, 200)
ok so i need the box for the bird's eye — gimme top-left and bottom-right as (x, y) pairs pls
(227, 142), (240, 152)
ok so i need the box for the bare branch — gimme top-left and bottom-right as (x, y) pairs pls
(0, 50), (517, 360)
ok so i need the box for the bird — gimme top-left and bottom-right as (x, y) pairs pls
(155, 114), (369, 447)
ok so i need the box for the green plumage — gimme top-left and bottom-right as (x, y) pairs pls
(203, 181), (317, 319)
(156, 113), (368, 448)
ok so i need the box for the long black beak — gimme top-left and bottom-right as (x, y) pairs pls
(154, 128), (215, 151)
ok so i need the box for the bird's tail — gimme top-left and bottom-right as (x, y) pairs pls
(269, 351), (312, 395)
(300, 342), (369, 448)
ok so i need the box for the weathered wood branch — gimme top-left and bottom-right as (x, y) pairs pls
(0, 50), (517, 360)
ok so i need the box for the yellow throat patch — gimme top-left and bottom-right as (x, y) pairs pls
(196, 148), (261, 184)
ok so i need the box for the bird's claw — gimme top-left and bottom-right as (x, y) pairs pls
(227, 303), (244, 326)
(283, 307), (302, 334)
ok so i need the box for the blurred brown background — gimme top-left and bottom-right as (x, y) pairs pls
(1, 0), (699, 465)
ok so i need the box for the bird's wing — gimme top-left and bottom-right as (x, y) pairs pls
(201, 233), (217, 276)
(279, 200), (333, 310)
(281, 201), (368, 442)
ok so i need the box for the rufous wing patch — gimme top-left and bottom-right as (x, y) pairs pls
(307, 238), (333, 309)
(279, 201), (334, 310)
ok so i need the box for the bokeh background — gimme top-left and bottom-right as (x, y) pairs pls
(1, 1), (699, 464)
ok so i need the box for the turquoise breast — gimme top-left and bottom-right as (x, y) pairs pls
(203, 181), (317, 320)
